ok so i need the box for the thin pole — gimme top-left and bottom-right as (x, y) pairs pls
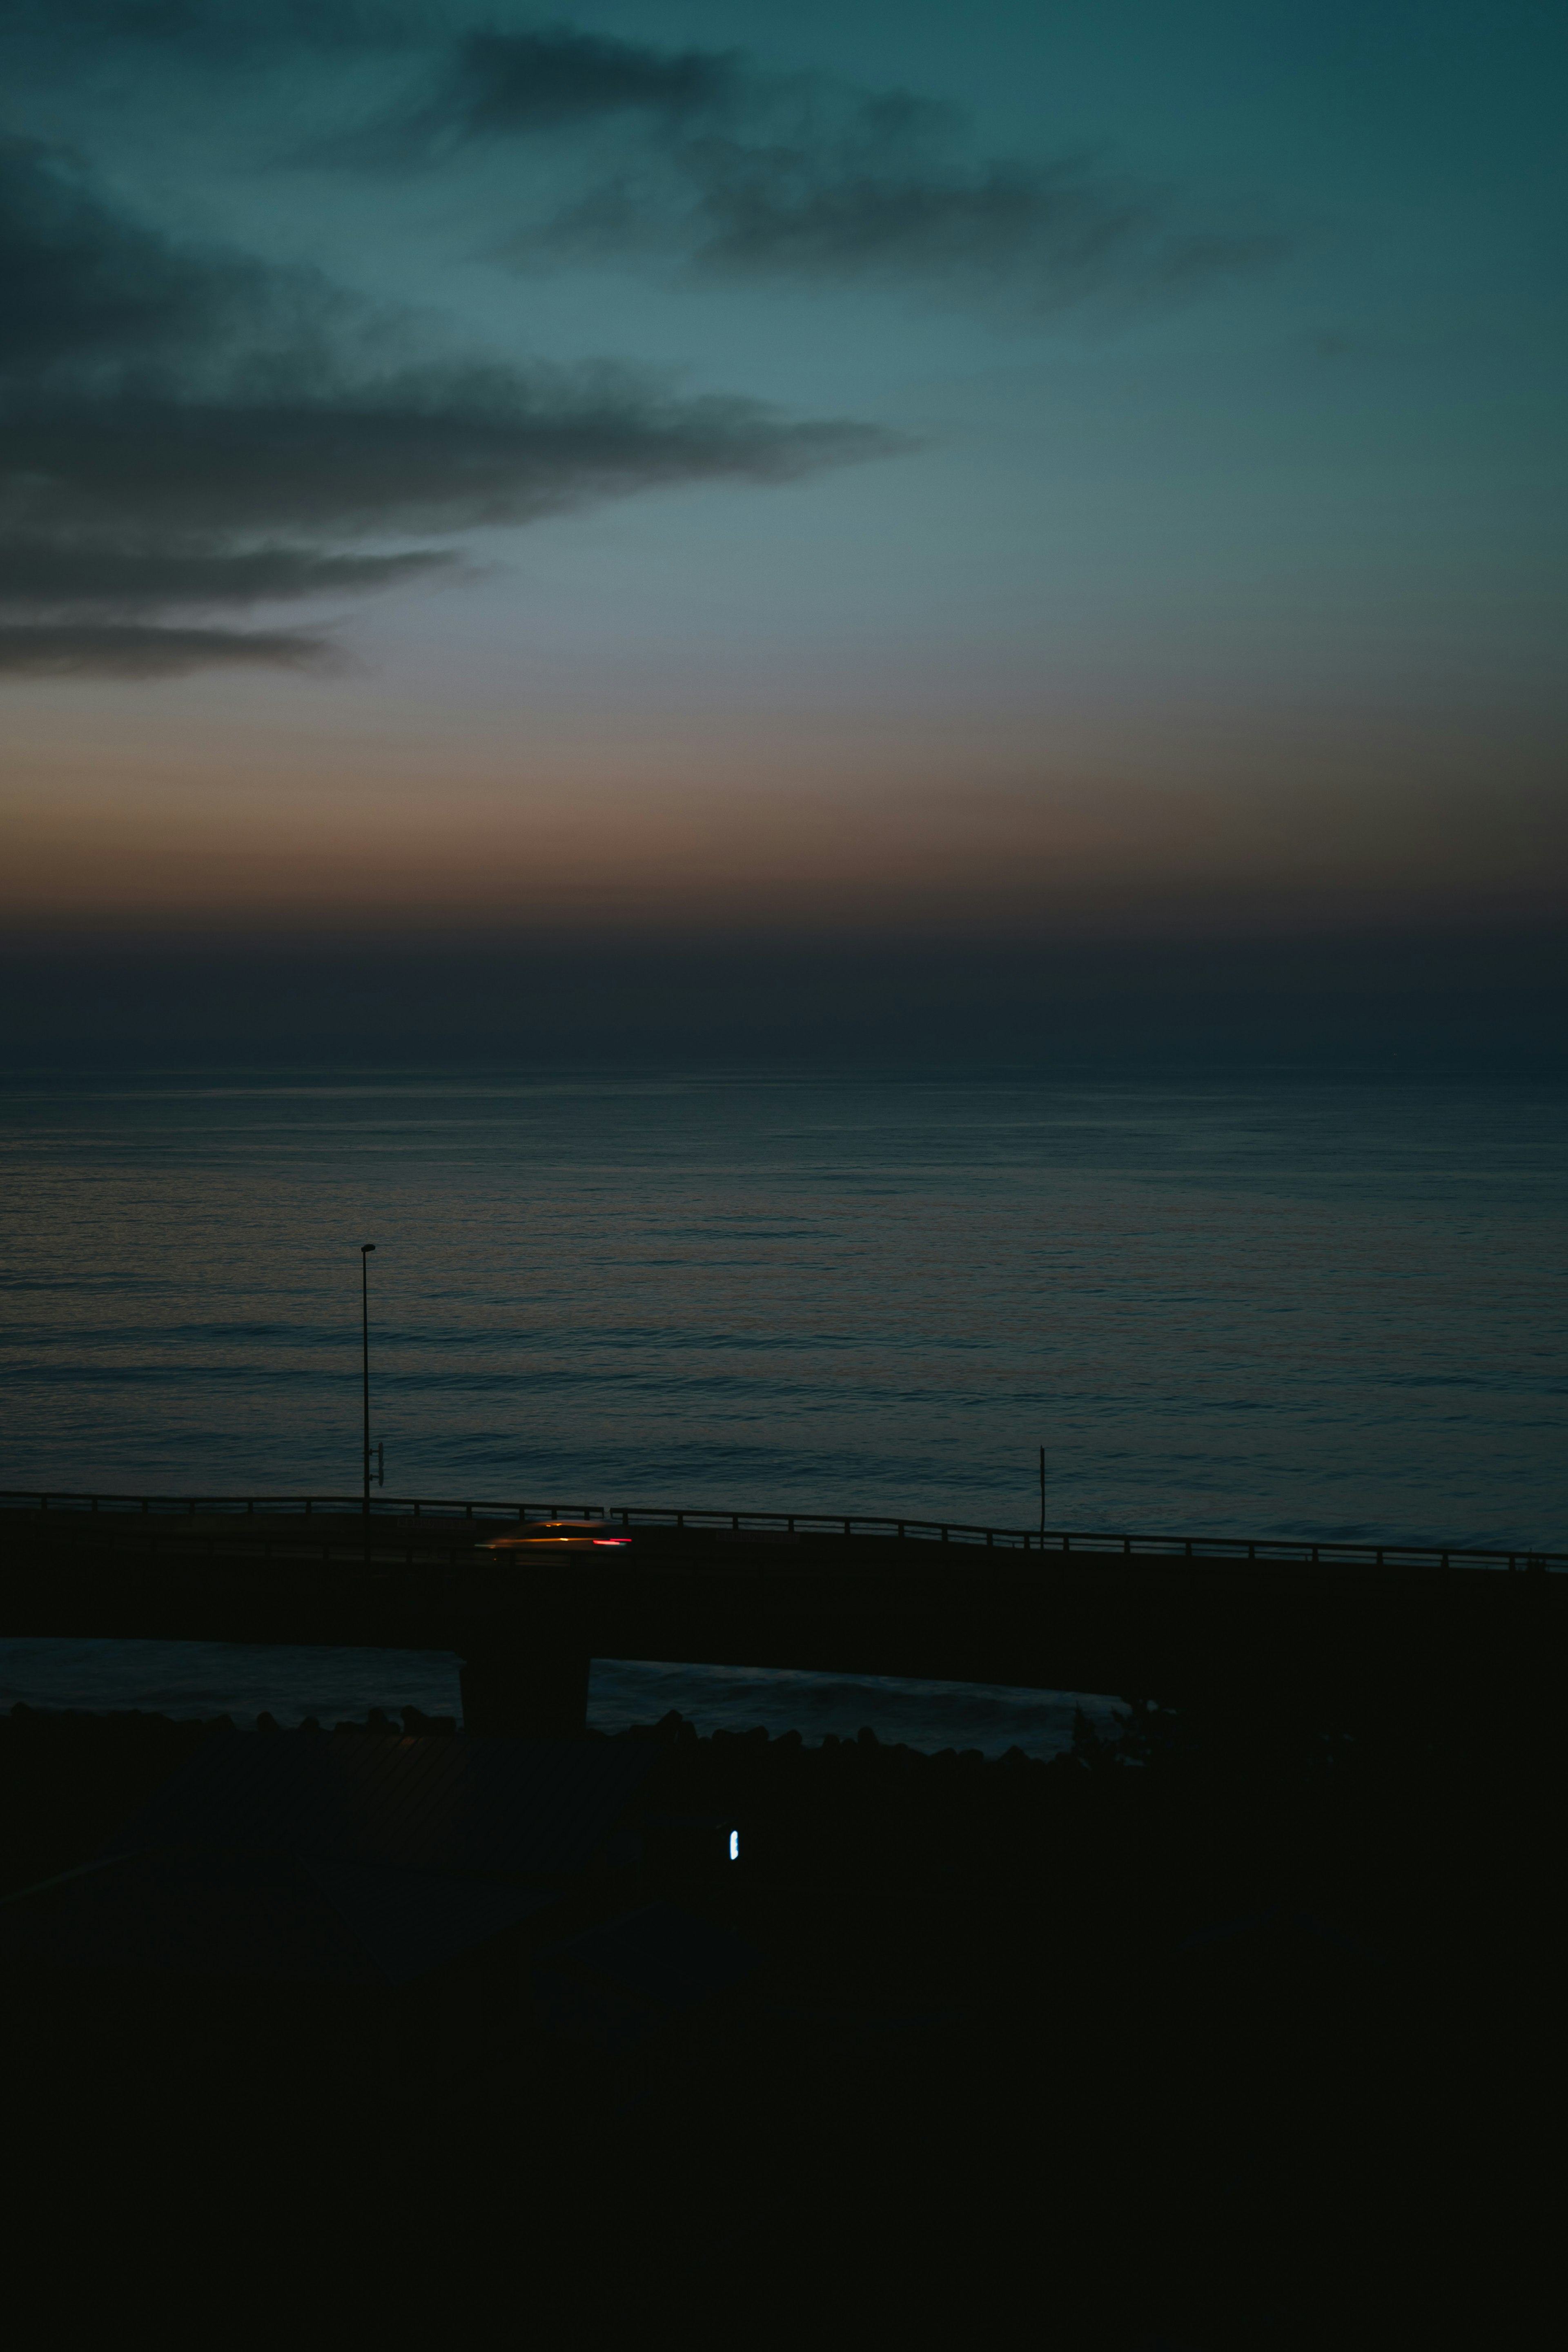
(361, 1244), (375, 1558)
(1039, 1444), (1045, 1538)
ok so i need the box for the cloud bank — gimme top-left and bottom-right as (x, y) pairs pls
(7, 927), (1564, 1078)
(0, 130), (892, 676)
(0, 12), (1283, 674)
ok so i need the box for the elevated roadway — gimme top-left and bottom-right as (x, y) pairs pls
(2, 1495), (1561, 1734)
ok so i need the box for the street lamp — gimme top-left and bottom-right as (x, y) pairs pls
(360, 1244), (376, 1553)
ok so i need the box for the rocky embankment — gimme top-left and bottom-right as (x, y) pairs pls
(2, 1692), (1560, 2347)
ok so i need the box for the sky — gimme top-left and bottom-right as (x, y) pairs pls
(2, 0), (1565, 1062)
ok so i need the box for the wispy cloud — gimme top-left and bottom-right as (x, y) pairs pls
(0, 622), (333, 675)
(0, 131), (894, 677)
(0, 537), (450, 604)
(417, 24), (745, 141)
(332, 23), (1285, 313)
(2, 10), (1287, 314)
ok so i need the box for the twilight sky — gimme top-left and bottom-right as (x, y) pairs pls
(2, 0), (1565, 1054)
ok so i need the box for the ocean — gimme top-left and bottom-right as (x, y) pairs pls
(2, 1068), (1563, 1749)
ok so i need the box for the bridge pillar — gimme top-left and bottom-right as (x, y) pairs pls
(457, 1640), (590, 1737)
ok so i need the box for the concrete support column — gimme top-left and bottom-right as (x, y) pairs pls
(458, 1640), (590, 1737)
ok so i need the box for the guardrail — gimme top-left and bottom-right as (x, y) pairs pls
(605, 1506), (1565, 1573)
(0, 1489), (1561, 1574)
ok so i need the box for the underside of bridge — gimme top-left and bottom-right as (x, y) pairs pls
(2, 1509), (1561, 1734)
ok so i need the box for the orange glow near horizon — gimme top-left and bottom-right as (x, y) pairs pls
(5, 638), (1565, 947)
(6, 756), (1564, 943)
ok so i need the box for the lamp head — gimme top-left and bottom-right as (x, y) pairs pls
(361, 1243), (375, 1255)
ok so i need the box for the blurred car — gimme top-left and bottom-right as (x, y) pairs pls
(479, 1519), (633, 1552)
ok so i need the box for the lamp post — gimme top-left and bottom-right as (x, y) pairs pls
(360, 1244), (375, 1557)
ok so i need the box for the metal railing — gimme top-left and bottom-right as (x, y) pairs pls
(0, 1489), (1560, 1574)
(603, 1504), (1563, 1573)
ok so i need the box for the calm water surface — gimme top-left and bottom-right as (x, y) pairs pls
(2, 1069), (1563, 1740)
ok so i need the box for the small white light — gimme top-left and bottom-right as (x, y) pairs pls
(728, 1830), (739, 1862)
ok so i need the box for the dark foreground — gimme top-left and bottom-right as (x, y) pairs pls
(2, 1690), (1561, 2348)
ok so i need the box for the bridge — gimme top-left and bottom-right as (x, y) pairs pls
(2, 1490), (1562, 1734)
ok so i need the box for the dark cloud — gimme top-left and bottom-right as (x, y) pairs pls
(0, 132), (266, 371)
(336, 24), (1283, 311)
(9, 929), (1565, 1077)
(373, 25), (946, 157)
(2, 10), (1283, 314)
(430, 26), (742, 140)
(4, 375), (886, 539)
(524, 143), (1281, 308)
(0, 132), (893, 678)
(0, 622), (332, 674)
(0, 536), (451, 604)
